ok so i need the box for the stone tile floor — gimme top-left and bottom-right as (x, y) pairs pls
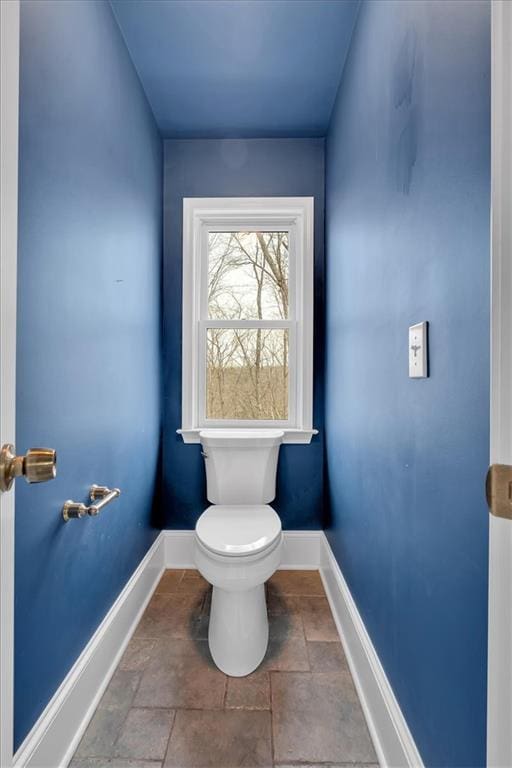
(70, 570), (378, 768)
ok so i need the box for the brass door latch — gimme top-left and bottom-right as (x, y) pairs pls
(0, 443), (57, 493)
(486, 464), (512, 520)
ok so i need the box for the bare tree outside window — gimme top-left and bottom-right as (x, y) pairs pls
(206, 232), (289, 420)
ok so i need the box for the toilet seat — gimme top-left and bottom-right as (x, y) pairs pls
(196, 505), (281, 557)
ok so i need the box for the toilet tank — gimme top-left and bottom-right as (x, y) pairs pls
(199, 429), (284, 505)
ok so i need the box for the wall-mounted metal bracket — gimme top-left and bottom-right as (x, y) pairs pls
(62, 485), (121, 522)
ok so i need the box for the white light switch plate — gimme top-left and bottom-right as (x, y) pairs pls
(409, 321), (428, 378)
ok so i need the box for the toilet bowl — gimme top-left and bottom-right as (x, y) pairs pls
(194, 430), (284, 676)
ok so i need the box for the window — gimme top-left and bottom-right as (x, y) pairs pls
(179, 197), (316, 444)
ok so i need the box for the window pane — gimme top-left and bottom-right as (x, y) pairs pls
(208, 232), (289, 320)
(206, 328), (289, 420)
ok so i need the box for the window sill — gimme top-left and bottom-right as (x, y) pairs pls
(176, 428), (318, 445)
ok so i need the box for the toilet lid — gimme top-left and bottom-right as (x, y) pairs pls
(196, 505), (282, 557)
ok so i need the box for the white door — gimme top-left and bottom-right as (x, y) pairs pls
(0, 2), (20, 765)
(0, 4), (57, 765)
(487, 2), (512, 767)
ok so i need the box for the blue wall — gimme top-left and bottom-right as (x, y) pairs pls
(162, 139), (324, 529)
(324, 2), (490, 766)
(16, 0), (162, 748)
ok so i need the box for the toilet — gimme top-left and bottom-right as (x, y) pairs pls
(194, 429), (284, 676)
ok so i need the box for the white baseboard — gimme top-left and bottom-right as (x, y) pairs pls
(163, 529), (196, 567)
(320, 533), (424, 768)
(13, 528), (422, 768)
(279, 530), (323, 568)
(13, 534), (165, 768)
(162, 529), (323, 569)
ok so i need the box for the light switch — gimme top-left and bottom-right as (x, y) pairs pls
(409, 322), (428, 378)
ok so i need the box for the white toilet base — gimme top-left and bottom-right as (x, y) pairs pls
(194, 533), (282, 676)
(209, 584), (268, 676)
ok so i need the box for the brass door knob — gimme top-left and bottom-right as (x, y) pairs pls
(0, 443), (57, 493)
(24, 447), (57, 484)
(486, 464), (512, 520)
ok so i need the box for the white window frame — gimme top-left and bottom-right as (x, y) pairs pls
(178, 197), (317, 444)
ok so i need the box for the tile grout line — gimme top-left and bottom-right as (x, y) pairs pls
(107, 668), (144, 760)
(74, 669), (143, 762)
(221, 671), (229, 709)
(176, 569), (185, 588)
(160, 707), (177, 768)
(272, 761), (379, 766)
(269, 670), (276, 768)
